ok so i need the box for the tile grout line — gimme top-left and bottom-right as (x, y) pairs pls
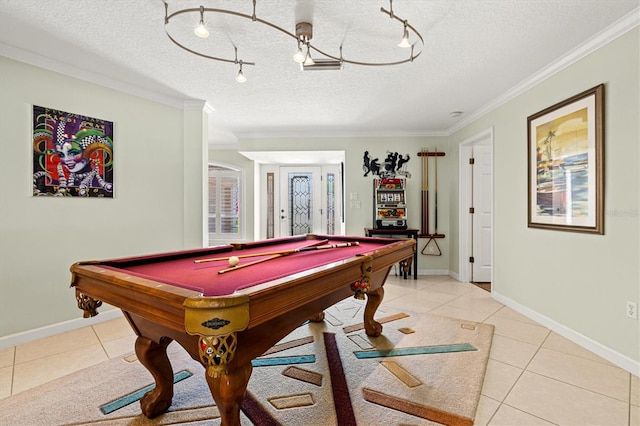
(9, 346), (16, 399)
(485, 320), (552, 424)
(628, 373), (633, 426)
(91, 323), (115, 360)
(524, 336), (633, 405)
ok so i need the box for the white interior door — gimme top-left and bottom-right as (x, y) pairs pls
(279, 167), (322, 237)
(472, 142), (493, 282)
(459, 128), (494, 283)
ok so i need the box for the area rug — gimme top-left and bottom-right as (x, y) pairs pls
(0, 300), (494, 425)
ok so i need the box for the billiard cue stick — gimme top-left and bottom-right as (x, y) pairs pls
(194, 239), (329, 263)
(421, 148), (429, 236)
(216, 241), (361, 274)
(217, 253), (286, 274)
(434, 146), (438, 235)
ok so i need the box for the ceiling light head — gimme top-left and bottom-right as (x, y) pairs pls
(450, 111), (463, 119)
(236, 69), (247, 83)
(303, 55), (315, 66)
(194, 6), (209, 38)
(293, 41), (305, 63)
(398, 21), (410, 48)
(195, 22), (209, 38)
(303, 44), (315, 66)
(236, 61), (247, 83)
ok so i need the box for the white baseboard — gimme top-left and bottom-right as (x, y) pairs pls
(492, 291), (640, 376)
(0, 309), (123, 350)
(418, 268), (451, 276)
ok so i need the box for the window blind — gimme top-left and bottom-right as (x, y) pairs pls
(208, 165), (241, 244)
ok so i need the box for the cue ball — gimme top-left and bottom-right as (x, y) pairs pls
(228, 256), (240, 267)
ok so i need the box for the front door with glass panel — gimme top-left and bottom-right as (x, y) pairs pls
(279, 167), (322, 236)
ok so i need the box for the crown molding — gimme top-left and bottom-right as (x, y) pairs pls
(447, 6), (640, 136)
(0, 42), (190, 110)
(203, 102), (216, 114)
(234, 128), (449, 140)
(183, 100), (214, 111)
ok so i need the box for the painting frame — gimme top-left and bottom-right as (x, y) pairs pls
(32, 105), (114, 198)
(527, 84), (604, 234)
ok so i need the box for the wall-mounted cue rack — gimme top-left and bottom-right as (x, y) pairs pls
(418, 149), (445, 256)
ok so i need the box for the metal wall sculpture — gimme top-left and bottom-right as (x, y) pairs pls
(363, 151), (411, 178)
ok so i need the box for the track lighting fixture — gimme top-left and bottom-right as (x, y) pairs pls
(162, 0), (424, 83)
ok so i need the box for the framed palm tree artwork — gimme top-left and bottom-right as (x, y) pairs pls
(527, 84), (604, 234)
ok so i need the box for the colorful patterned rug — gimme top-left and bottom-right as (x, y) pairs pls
(0, 300), (494, 425)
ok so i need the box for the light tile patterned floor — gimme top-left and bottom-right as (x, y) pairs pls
(0, 275), (638, 425)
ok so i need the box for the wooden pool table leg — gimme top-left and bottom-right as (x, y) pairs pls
(204, 359), (253, 426)
(364, 286), (384, 337)
(135, 336), (174, 418)
(308, 312), (325, 322)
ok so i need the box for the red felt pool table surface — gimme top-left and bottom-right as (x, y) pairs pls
(98, 236), (391, 296)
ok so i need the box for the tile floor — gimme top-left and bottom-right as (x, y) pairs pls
(0, 275), (638, 425)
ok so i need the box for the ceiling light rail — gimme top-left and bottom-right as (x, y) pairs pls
(162, 0), (424, 83)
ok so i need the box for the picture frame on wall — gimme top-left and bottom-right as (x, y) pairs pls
(527, 84), (604, 234)
(32, 105), (114, 197)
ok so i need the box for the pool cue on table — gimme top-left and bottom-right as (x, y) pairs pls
(218, 253), (285, 274)
(195, 239), (329, 263)
(216, 241), (360, 274)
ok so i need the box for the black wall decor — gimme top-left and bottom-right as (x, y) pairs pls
(363, 150), (411, 178)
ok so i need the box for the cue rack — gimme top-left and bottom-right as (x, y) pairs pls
(418, 148), (445, 256)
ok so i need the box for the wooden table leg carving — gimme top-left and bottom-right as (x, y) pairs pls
(308, 312), (325, 322)
(135, 336), (174, 418)
(364, 286), (384, 337)
(204, 359), (253, 426)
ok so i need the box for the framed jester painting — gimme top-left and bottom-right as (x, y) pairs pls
(32, 105), (114, 197)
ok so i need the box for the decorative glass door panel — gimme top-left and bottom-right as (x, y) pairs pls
(279, 167), (321, 237)
(290, 173), (312, 235)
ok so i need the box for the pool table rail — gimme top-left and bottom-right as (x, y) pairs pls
(71, 262), (203, 334)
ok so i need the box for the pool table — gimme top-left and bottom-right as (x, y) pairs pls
(71, 234), (415, 426)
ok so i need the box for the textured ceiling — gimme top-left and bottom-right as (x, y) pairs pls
(1, 0), (638, 145)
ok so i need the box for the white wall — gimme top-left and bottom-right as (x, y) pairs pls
(450, 28), (639, 366)
(0, 57), (206, 338)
